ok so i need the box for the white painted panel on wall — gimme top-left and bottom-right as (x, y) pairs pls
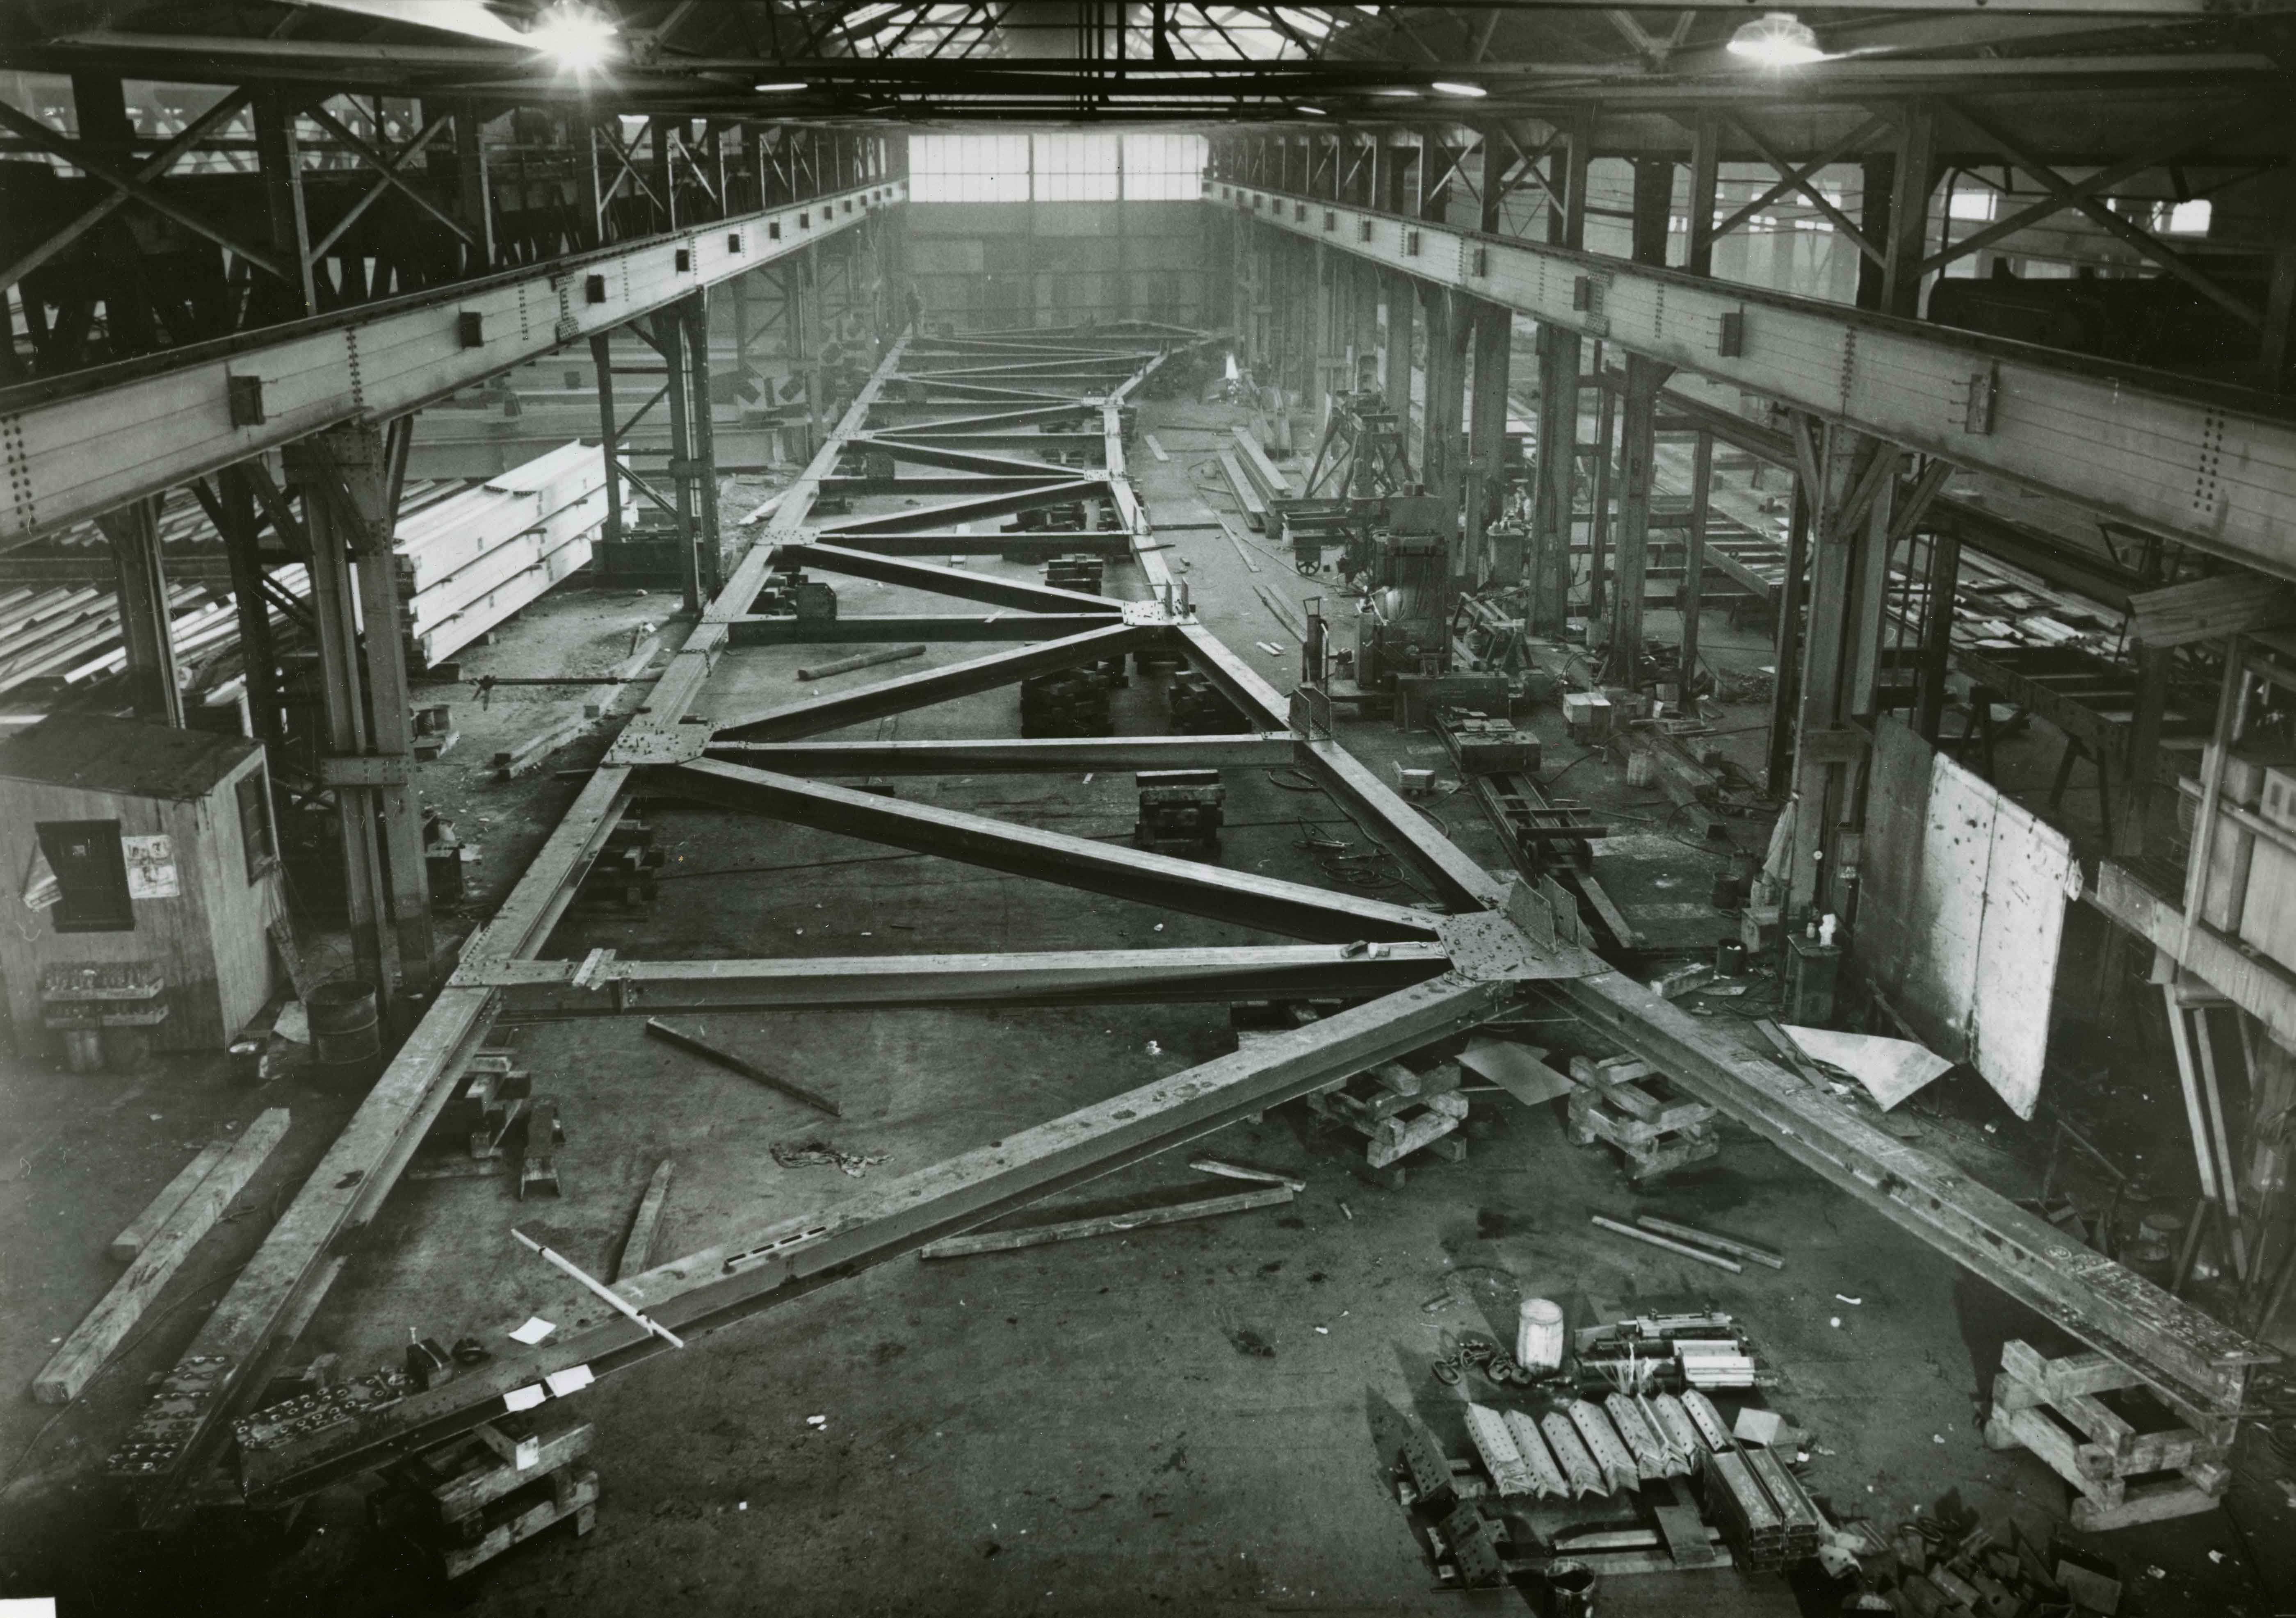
(1852, 717), (2074, 1120)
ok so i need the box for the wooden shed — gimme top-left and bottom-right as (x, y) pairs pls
(0, 717), (283, 1055)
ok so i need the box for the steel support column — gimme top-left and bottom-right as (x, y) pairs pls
(97, 496), (184, 727)
(1609, 353), (1666, 679)
(1464, 300), (1512, 586)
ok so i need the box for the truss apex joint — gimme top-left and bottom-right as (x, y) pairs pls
(606, 717), (713, 767)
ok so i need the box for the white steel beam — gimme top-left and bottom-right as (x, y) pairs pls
(1214, 181), (2296, 581)
(0, 180), (904, 548)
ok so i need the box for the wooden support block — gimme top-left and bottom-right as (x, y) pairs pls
(1368, 1105), (1463, 1169)
(419, 1420), (594, 1525)
(2070, 1477), (2223, 1531)
(493, 714), (585, 781)
(110, 1141), (231, 1260)
(475, 1422), (539, 1473)
(36, 1109), (290, 1405)
(439, 1467), (598, 1579)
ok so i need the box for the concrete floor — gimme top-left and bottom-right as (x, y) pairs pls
(1, 396), (2290, 1616)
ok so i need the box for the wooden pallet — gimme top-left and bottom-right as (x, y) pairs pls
(1566, 1057), (1719, 1181)
(1982, 1338), (2232, 1530)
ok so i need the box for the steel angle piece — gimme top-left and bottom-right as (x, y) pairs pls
(1604, 1393), (1673, 1481)
(1567, 1399), (1640, 1495)
(1539, 1411), (1607, 1499)
(1643, 1393), (1702, 1474)
(1680, 1388), (1734, 1452)
(1500, 1409), (1570, 1500)
(1463, 1403), (1537, 1497)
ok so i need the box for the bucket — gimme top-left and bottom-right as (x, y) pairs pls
(1516, 1297), (1565, 1372)
(1716, 939), (1749, 976)
(1545, 1559), (1595, 1618)
(308, 980), (380, 1069)
(1711, 873), (1746, 910)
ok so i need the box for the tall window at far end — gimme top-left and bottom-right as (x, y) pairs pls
(1122, 133), (1207, 200)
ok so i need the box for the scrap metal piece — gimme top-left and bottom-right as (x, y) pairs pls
(1500, 1408), (1570, 1500)
(1643, 1393), (1702, 1474)
(1568, 1399), (1641, 1495)
(1681, 1388), (1734, 1452)
(1540, 1410), (1607, 1499)
(1397, 1415), (1457, 1508)
(1463, 1403), (1537, 1497)
(1605, 1393), (1674, 1481)
(1441, 1501), (1507, 1588)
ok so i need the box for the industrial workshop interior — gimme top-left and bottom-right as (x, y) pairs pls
(12, 2), (2296, 1616)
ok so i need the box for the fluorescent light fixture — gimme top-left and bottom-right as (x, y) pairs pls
(1296, 103), (1328, 116)
(528, 3), (616, 68)
(755, 82), (809, 92)
(1370, 87), (1420, 98)
(1431, 80), (1486, 98)
(1726, 11), (1825, 66)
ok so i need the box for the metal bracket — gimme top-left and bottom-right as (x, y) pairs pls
(317, 754), (412, 787)
(606, 717), (712, 767)
(1435, 906), (1586, 982)
(1123, 597), (1182, 627)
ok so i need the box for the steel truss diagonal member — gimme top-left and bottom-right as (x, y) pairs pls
(774, 540), (1119, 613)
(658, 758), (1445, 943)
(706, 734), (1298, 775)
(475, 942), (1455, 1016)
(706, 622), (1154, 742)
(730, 613), (1127, 645)
(816, 477), (1111, 538)
(234, 973), (1520, 1505)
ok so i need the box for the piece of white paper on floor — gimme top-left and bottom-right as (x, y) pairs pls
(509, 1316), (555, 1345)
(1781, 1025), (1954, 1111)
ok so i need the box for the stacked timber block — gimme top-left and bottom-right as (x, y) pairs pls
(1566, 1055), (1720, 1181)
(758, 570), (837, 620)
(1044, 555), (1105, 595)
(1305, 1057), (1470, 1186)
(372, 1415), (598, 1580)
(1983, 1339), (2233, 1530)
(1020, 669), (1112, 737)
(1169, 669), (1245, 734)
(573, 816), (662, 909)
(1135, 769), (1223, 860)
(1090, 654), (1130, 689)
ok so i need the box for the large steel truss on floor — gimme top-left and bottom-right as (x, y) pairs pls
(114, 322), (2269, 1527)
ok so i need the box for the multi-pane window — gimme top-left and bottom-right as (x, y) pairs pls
(1121, 134), (1207, 200)
(908, 133), (1204, 201)
(910, 134), (1031, 201)
(1033, 133), (1120, 201)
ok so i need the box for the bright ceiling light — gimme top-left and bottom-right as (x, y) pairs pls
(1726, 11), (1825, 66)
(755, 82), (809, 93)
(1370, 87), (1420, 98)
(1296, 103), (1327, 115)
(528, 3), (616, 68)
(1431, 80), (1487, 98)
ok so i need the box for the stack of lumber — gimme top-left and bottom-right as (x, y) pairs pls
(0, 442), (613, 709)
(395, 441), (611, 670)
(1230, 426), (1297, 502)
(0, 566), (312, 704)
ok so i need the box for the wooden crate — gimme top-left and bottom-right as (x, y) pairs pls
(1982, 1339), (2231, 1530)
(1305, 1060), (1470, 1175)
(1566, 1056), (1719, 1181)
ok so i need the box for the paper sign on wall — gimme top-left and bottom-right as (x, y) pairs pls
(122, 835), (178, 899)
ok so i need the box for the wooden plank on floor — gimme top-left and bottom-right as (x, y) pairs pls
(37, 1108), (290, 1404)
(612, 1159), (676, 1283)
(110, 1140), (232, 1261)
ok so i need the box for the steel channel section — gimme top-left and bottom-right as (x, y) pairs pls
(1216, 184), (2296, 581)
(1557, 970), (2269, 1427)
(120, 332), (923, 1521)
(475, 943), (1453, 1015)
(240, 973), (1522, 1504)
(729, 612), (1125, 645)
(0, 180), (904, 549)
